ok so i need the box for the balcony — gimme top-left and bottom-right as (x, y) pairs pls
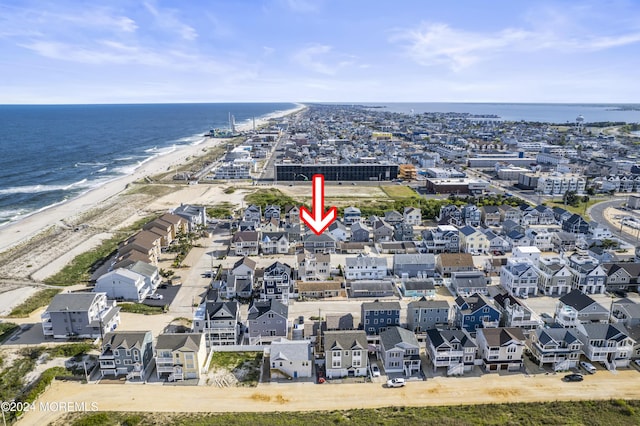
(99, 361), (116, 369)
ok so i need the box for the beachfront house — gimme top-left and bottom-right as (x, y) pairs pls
(323, 330), (368, 379)
(99, 330), (154, 379)
(42, 292), (121, 339)
(268, 338), (313, 380)
(476, 327), (526, 372)
(425, 328), (478, 375)
(246, 299), (289, 344)
(94, 268), (151, 302)
(378, 326), (422, 376)
(155, 333), (207, 382)
(407, 299), (450, 332)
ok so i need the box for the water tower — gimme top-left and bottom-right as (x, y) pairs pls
(576, 115), (584, 133)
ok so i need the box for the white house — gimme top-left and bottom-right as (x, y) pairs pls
(403, 207), (422, 226)
(499, 259), (539, 297)
(476, 327), (526, 372)
(512, 246), (541, 262)
(268, 338), (313, 379)
(344, 254), (388, 280)
(95, 268), (151, 302)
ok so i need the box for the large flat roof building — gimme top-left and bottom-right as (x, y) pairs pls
(275, 163), (398, 182)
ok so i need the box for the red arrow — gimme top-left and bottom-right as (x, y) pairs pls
(300, 174), (338, 235)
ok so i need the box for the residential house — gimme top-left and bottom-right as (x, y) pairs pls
(393, 222), (414, 241)
(451, 271), (490, 296)
(226, 257), (256, 299)
(499, 205), (522, 224)
(562, 214), (590, 234)
(536, 256), (573, 296)
(379, 326), (421, 375)
(242, 204), (262, 227)
(505, 230), (532, 249)
(567, 252), (607, 294)
(384, 210), (404, 226)
(407, 299), (450, 332)
(476, 327), (526, 372)
(172, 204), (207, 232)
(371, 217), (394, 242)
(261, 218), (282, 233)
(533, 205), (556, 225)
(602, 263), (640, 292)
(155, 333), (207, 381)
(519, 204), (539, 225)
(94, 268), (151, 302)
(296, 251), (331, 281)
(401, 278), (437, 298)
(349, 280), (396, 298)
(575, 323), (635, 370)
(303, 232), (337, 254)
(42, 292), (120, 339)
(264, 204), (281, 222)
(493, 293), (541, 330)
(143, 213), (184, 246)
(247, 299), (289, 343)
(261, 261), (293, 302)
(481, 205), (501, 226)
(425, 329), (478, 375)
(192, 298), (240, 346)
(260, 232), (289, 255)
(343, 206), (362, 225)
(350, 222), (370, 243)
(403, 207), (422, 226)
(125, 261), (160, 293)
(345, 254), (388, 280)
(459, 225), (489, 254)
(323, 330), (368, 379)
(361, 301), (401, 335)
(481, 228), (511, 253)
(437, 204), (462, 226)
(99, 331), (154, 379)
(525, 229), (555, 252)
(588, 221), (613, 241)
(552, 231), (578, 252)
(422, 225), (460, 254)
(296, 281), (345, 299)
(552, 206), (573, 224)
(328, 220), (349, 242)
(461, 204), (482, 227)
(284, 205), (300, 225)
(118, 230), (162, 266)
(269, 338), (313, 379)
(554, 289), (609, 327)
(528, 327), (583, 371)
(232, 231), (259, 256)
(499, 259), (539, 297)
(436, 253), (475, 277)
(513, 246), (542, 262)
(393, 253), (436, 278)
(284, 223), (302, 242)
(454, 293), (500, 332)
(501, 219), (524, 236)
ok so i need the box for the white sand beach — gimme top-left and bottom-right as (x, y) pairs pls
(0, 104), (304, 255)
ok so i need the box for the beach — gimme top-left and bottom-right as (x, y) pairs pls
(0, 104), (304, 292)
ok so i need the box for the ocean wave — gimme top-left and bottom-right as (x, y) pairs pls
(75, 162), (108, 167)
(0, 179), (90, 195)
(97, 167), (107, 173)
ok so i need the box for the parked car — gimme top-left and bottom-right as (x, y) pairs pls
(580, 361), (596, 374)
(387, 378), (406, 388)
(634, 359), (640, 369)
(370, 364), (381, 377)
(147, 293), (164, 300)
(563, 373), (584, 382)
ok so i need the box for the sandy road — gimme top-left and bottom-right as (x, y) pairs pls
(17, 370), (640, 425)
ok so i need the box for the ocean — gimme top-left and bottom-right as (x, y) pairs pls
(0, 103), (296, 226)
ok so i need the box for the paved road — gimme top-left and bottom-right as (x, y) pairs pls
(18, 369), (640, 425)
(588, 198), (638, 245)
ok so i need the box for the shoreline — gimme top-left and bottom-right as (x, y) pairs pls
(0, 104), (305, 255)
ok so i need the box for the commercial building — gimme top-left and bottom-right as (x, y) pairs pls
(275, 164), (398, 181)
(425, 178), (490, 195)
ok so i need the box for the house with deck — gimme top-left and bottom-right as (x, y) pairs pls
(155, 333), (206, 381)
(425, 328), (478, 375)
(42, 292), (120, 339)
(323, 330), (368, 379)
(528, 327), (583, 371)
(268, 338), (313, 380)
(454, 293), (500, 333)
(99, 331), (154, 379)
(407, 299), (450, 332)
(379, 326), (421, 375)
(476, 327), (526, 372)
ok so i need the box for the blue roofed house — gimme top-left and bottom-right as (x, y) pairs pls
(379, 326), (421, 376)
(361, 301), (401, 335)
(261, 261), (293, 303)
(459, 226), (489, 254)
(461, 204), (482, 227)
(425, 328), (478, 375)
(562, 214), (590, 234)
(454, 293), (501, 333)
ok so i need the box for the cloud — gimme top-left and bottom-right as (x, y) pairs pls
(292, 44), (336, 75)
(283, 0), (320, 13)
(143, 1), (197, 41)
(393, 21), (640, 71)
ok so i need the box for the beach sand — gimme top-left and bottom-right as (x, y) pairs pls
(0, 105), (304, 303)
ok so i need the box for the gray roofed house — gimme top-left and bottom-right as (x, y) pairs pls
(407, 298), (450, 332)
(350, 221), (370, 243)
(555, 289), (609, 327)
(378, 326), (421, 375)
(476, 327), (526, 372)
(528, 327), (583, 371)
(323, 330), (369, 378)
(192, 299), (240, 346)
(99, 330), (154, 379)
(247, 299), (289, 343)
(326, 313), (354, 331)
(155, 333), (207, 381)
(451, 271), (489, 296)
(425, 328), (477, 374)
(393, 253), (436, 278)
(42, 292), (121, 339)
(349, 280), (396, 298)
(126, 261), (161, 291)
(361, 301), (401, 335)
(575, 323), (635, 370)
(172, 204), (207, 231)
(400, 278), (437, 298)
(345, 254), (388, 280)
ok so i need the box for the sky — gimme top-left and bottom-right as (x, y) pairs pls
(1, 0), (640, 104)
